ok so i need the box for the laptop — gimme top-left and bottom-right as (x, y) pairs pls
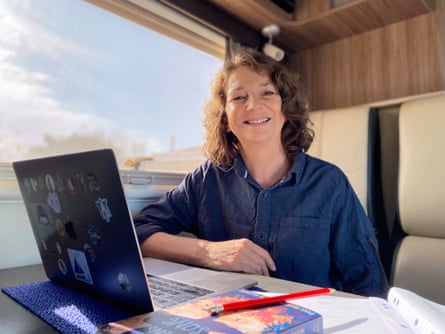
(12, 149), (256, 313)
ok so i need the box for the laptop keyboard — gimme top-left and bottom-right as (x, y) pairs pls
(148, 275), (213, 309)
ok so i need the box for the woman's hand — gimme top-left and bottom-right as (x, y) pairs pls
(202, 238), (276, 276)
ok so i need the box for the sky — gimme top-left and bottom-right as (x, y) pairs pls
(0, 0), (222, 164)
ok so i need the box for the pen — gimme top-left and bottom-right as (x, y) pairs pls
(207, 287), (334, 315)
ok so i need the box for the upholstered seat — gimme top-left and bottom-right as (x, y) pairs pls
(391, 93), (445, 304)
(308, 106), (371, 211)
(308, 105), (391, 274)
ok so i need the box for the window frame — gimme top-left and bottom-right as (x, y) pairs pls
(85, 0), (226, 59)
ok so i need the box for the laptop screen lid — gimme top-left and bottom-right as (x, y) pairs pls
(13, 149), (154, 313)
(13, 149), (257, 313)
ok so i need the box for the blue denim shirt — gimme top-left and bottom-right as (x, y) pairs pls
(134, 152), (388, 297)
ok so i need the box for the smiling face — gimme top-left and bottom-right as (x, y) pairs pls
(225, 66), (285, 151)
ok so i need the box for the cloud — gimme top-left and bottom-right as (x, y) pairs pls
(0, 105), (162, 162)
(0, 1), (94, 59)
(0, 1), (160, 164)
(23, 130), (160, 164)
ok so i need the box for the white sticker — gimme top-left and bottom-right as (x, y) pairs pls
(95, 197), (112, 223)
(67, 248), (94, 285)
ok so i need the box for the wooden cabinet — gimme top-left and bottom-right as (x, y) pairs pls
(289, 0), (435, 51)
(207, 0), (436, 51)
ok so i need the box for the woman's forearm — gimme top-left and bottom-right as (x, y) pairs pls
(140, 232), (210, 267)
(140, 232), (276, 275)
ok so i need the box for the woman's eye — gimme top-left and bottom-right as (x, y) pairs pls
(231, 95), (246, 102)
(262, 90), (277, 97)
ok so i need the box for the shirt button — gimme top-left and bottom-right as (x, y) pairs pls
(263, 193), (268, 198)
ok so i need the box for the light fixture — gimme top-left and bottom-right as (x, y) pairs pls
(261, 24), (285, 62)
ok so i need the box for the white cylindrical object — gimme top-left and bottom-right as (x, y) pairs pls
(262, 43), (285, 61)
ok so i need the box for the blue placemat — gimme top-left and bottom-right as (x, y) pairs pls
(2, 280), (136, 334)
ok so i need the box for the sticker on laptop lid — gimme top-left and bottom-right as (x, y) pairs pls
(67, 248), (94, 285)
(118, 272), (133, 292)
(95, 197), (112, 223)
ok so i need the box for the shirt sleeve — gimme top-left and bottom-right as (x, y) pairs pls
(133, 165), (203, 245)
(330, 173), (389, 298)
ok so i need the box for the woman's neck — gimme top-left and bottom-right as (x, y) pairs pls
(240, 144), (290, 189)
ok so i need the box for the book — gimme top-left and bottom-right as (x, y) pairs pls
(97, 288), (323, 334)
(290, 287), (445, 334)
(382, 287), (445, 333)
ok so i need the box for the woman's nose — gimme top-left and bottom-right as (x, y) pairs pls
(246, 94), (262, 110)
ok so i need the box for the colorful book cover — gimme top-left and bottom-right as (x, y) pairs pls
(97, 288), (323, 334)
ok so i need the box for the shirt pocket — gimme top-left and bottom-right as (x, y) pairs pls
(277, 217), (331, 253)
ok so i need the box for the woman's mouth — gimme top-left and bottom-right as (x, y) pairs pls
(244, 117), (270, 125)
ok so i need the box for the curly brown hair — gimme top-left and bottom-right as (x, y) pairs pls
(202, 48), (313, 167)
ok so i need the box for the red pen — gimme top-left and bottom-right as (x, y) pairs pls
(207, 287), (334, 315)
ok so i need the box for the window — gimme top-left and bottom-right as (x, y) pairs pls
(0, 0), (224, 171)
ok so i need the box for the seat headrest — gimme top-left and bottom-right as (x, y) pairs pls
(398, 94), (445, 238)
(308, 106), (370, 212)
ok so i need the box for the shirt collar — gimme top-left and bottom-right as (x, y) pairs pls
(232, 152), (303, 185)
(233, 155), (248, 179)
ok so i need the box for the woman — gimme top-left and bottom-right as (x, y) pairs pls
(134, 48), (388, 297)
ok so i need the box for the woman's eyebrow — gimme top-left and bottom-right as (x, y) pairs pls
(227, 81), (274, 94)
(260, 81), (274, 88)
(227, 86), (244, 96)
